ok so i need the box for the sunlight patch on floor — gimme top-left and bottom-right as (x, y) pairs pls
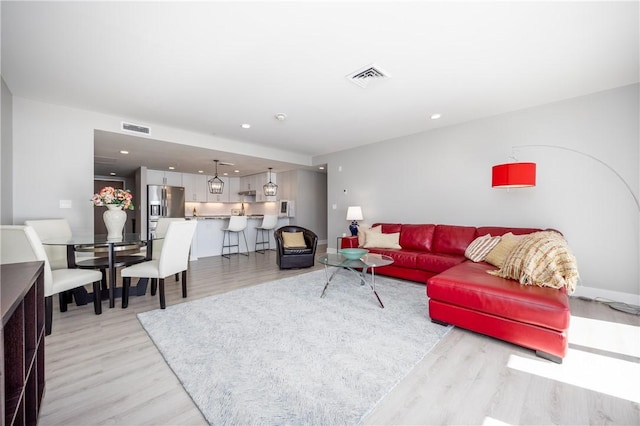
(569, 315), (640, 358)
(508, 348), (640, 403)
(482, 416), (513, 426)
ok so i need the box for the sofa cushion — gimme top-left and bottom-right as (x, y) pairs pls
(372, 223), (402, 234)
(366, 248), (417, 269)
(363, 231), (401, 249)
(399, 224), (435, 252)
(427, 262), (570, 331)
(416, 253), (466, 273)
(432, 225), (477, 255)
(370, 249), (417, 268)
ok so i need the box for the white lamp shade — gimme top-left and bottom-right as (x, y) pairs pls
(346, 206), (363, 221)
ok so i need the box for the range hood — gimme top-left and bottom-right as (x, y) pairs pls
(238, 190), (257, 196)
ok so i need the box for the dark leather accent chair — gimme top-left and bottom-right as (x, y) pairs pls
(274, 226), (318, 269)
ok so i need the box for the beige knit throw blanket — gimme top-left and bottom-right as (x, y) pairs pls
(488, 231), (579, 294)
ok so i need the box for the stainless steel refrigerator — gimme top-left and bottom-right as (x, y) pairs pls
(147, 185), (185, 238)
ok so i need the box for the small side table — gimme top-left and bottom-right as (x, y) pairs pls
(337, 235), (359, 249)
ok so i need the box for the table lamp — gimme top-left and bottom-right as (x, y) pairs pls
(346, 206), (363, 236)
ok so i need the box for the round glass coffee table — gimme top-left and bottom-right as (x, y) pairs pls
(317, 252), (394, 308)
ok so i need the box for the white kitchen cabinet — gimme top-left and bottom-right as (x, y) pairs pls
(182, 173), (208, 202)
(227, 177), (240, 202)
(239, 175), (256, 192)
(147, 169), (165, 185)
(165, 171), (183, 186)
(239, 173), (278, 202)
(182, 173), (196, 200)
(147, 169), (183, 186)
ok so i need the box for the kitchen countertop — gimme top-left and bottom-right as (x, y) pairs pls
(187, 215), (265, 220)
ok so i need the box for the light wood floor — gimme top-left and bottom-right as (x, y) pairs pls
(39, 248), (640, 425)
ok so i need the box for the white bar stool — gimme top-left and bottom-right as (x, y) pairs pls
(221, 216), (249, 258)
(254, 214), (279, 254)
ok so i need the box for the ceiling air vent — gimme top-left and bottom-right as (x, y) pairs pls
(346, 64), (391, 88)
(94, 156), (117, 164)
(121, 122), (150, 135)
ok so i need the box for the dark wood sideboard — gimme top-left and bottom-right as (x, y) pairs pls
(1, 261), (46, 426)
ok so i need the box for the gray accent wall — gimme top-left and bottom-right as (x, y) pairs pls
(316, 84), (639, 303)
(278, 169), (327, 243)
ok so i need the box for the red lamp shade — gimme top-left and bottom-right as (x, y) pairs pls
(492, 162), (536, 188)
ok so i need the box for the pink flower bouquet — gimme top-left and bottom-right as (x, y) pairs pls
(91, 186), (134, 210)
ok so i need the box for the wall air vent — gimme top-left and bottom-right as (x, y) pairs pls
(346, 64), (391, 88)
(121, 122), (150, 134)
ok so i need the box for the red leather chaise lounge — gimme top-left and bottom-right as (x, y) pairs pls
(362, 223), (572, 363)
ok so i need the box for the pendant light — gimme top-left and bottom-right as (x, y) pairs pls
(208, 160), (224, 194)
(263, 167), (278, 196)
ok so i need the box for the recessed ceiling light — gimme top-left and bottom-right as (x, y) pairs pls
(110, 172), (116, 176)
(241, 123), (251, 129)
(319, 166), (325, 170)
(223, 172), (228, 176)
(430, 113), (442, 120)
(169, 166), (175, 170)
(234, 170), (240, 173)
(275, 113), (287, 121)
(198, 170), (204, 173)
(120, 150), (129, 154)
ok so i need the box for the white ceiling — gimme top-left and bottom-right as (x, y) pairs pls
(2, 1), (638, 177)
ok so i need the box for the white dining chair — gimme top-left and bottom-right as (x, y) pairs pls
(254, 214), (279, 253)
(221, 215), (249, 258)
(26, 217), (113, 298)
(120, 220), (197, 309)
(0, 225), (103, 335)
(150, 217), (186, 282)
(24, 219), (73, 269)
(152, 217), (186, 260)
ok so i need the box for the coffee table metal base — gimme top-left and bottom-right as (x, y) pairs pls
(320, 263), (384, 308)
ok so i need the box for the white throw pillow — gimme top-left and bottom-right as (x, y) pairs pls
(465, 234), (502, 262)
(363, 231), (401, 249)
(358, 224), (381, 247)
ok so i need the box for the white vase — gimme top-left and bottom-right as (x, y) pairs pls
(103, 204), (126, 241)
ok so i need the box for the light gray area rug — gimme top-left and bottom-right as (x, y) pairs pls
(138, 269), (451, 425)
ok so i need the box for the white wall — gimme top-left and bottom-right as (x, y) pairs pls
(1, 78), (13, 225)
(10, 86), (639, 301)
(10, 97), (312, 234)
(316, 84), (639, 303)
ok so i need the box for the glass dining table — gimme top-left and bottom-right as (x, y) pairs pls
(41, 233), (160, 308)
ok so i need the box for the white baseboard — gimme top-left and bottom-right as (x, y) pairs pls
(572, 285), (640, 306)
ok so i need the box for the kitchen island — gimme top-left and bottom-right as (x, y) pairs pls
(187, 215), (290, 259)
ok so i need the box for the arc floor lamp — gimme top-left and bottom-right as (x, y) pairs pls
(492, 144), (639, 212)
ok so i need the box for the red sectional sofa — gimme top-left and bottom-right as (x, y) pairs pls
(366, 223), (570, 363)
